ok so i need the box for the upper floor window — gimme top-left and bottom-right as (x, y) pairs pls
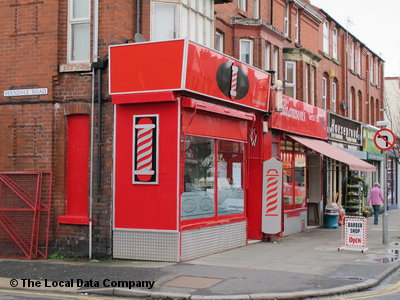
(357, 46), (361, 74)
(68, 0), (91, 63)
(332, 28), (338, 60)
(152, 1), (213, 47)
(322, 77), (327, 110)
(215, 31), (224, 52)
(153, 3), (177, 41)
(369, 55), (374, 85)
(331, 81), (337, 113)
(350, 41), (355, 71)
(254, 0), (259, 19)
(240, 39), (253, 65)
(305, 64), (309, 104)
(375, 60), (379, 86)
(264, 43), (271, 71)
(273, 47), (279, 81)
(284, 3), (290, 37)
(310, 66), (315, 106)
(323, 20), (329, 54)
(238, 0), (247, 11)
(295, 9), (299, 43)
(285, 61), (296, 98)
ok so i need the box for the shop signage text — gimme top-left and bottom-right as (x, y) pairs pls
(4, 88), (48, 97)
(329, 113), (361, 146)
(270, 95), (327, 139)
(262, 158), (282, 234)
(339, 217), (368, 252)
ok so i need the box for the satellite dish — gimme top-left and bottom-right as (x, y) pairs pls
(135, 33), (146, 43)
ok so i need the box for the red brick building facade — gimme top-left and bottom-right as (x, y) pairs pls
(0, 0), (384, 257)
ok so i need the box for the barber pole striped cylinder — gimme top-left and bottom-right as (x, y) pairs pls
(133, 116), (157, 183)
(230, 65), (238, 99)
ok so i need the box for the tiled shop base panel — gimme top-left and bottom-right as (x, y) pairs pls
(113, 230), (179, 262)
(181, 221), (246, 261)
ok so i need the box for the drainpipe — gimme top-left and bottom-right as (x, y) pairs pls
(89, 0), (99, 261)
(270, 0), (273, 25)
(90, 55), (108, 259)
(136, 0), (141, 33)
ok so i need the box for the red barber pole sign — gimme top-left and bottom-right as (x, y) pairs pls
(262, 158), (283, 234)
(133, 115), (159, 184)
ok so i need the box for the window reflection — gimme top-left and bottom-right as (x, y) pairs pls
(181, 136), (245, 221)
(182, 136), (215, 220)
(217, 140), (244, 216)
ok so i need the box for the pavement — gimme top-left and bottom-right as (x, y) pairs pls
(2, 209), (400, 300)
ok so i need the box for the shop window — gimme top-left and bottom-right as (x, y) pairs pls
(68, 0), (91, 63)
(217, 140), (244, 216)
(281, 151), (307, 210)
(182, 136), (244, 221)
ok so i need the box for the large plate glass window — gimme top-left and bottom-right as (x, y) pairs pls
(182, 136), (245, 221)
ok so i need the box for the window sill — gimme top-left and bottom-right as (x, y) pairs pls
(332, 58), (340, 65)
(323, 52), (331, 60)
(58, 215), (90, 225)
(59, 63), (92, 73)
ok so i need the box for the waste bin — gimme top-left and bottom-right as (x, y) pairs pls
(324, 203), (339, 229)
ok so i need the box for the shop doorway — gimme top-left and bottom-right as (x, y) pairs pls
(307, 155), (322, 226)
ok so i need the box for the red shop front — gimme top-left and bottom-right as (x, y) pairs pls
(109, 39), (272, 261)
(269, 94), (328, 235)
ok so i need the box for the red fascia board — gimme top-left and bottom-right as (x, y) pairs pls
(112, 91), (179, 104)
(182, 97), (255, 121)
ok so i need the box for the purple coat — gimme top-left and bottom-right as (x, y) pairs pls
(367, 186), (384, 206)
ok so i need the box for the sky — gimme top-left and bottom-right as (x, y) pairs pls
(311, 0), (400, 77)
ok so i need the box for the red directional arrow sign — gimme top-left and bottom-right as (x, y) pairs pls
(374, 128), (396, 151)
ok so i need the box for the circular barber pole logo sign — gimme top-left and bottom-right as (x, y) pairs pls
(216, 62), (249, 100)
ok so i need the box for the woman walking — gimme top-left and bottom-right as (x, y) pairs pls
(367, 182), (384, 225)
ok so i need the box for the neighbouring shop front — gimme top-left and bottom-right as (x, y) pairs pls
(327, 113), (376, 217)
(109, 39), (273, 262)
(269, 94), (327, 234)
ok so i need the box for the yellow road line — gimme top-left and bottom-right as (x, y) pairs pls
(0, 289), (119, 299)
(338, 281), (400, 299)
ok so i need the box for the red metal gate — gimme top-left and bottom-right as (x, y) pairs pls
(0, 172), (52, 259)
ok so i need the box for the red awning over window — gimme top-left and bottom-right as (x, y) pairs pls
(288, 134), (376, 173)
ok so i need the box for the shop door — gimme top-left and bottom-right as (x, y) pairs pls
(307, 155), (322, 226)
